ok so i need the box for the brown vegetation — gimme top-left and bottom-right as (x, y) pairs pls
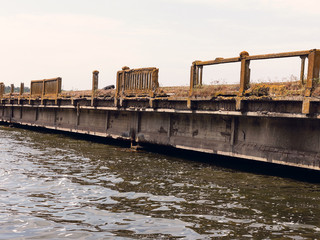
(3, 80), (320, 100)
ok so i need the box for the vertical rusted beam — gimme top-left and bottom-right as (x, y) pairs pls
(18, 83), (24, 104)
(19, 83), (24, 96)
(115, 71), (121, 100)
(305, 49), (320, 97)
(152, 68), (159, 97)
(136, 73), (139, 90)
(122, 72), (125, 92)
(146, 72), (149, 90)
(147, 71), (149, 90)
(139, 72), (141, 90)
(142, 71), (145, 90)
(124, 72), (126, 91)
(300, 56), (306, 85)
(41, 80), (45, 105)
(135, 72), (137, 90)
(139, 71), (141, 90)
(122, 66), (130, 95)
(128, 73), (131, 90)
(10, 84), (14, 98)
(239, 51), (250, 96)
(124, 72), (127, 91)
(136, 71), (139, 90)
(55, 77), (61, 105)
(91, 70), (99, 107)
(302, 97), (311, 114)
(199, 66), (203, 86)
(195, 66), (199, 86)
(29, 82), (32, 104)
(145, 72), (148, 90)
(0, 83), (4, 98)
(149, 72), (152, 90)
(189, 63), (196, 96)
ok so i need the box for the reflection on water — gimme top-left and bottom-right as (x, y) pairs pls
(0, 126), (320, 239)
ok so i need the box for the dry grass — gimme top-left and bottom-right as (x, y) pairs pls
(159, 81), (305, 98)
(192, 84), (239, 98)
(244, 81), (304, 97)
(3, 80), (320, 99)
(60, 89), (115, 98)
(159, 86), (189, 97)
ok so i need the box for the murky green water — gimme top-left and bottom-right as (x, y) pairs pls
(0, 126), (320, 239)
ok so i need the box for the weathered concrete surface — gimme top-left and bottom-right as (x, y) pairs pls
(1, 97), (320, 171)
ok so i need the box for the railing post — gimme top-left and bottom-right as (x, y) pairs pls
(189, 63), (196, 96)
(55, 77), (61, 105)
(19, 83), (24, 96)
(29, 82), (32, 104)
(10, 84), (14, 99)
(239, 51), (250, 96)
(199, 65), (203, 86)
(91, 70), (99, 107)
(305, 49), (320, 97)
(18, 83), (24, 104)
(41, 80), (45, 105)
(115, 71), (121, 106)
(300, 56), (306, 85)
(151, 68), (159, 97)
(0, 83), (4, 98)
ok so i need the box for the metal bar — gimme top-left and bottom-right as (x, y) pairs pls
(0, 83), (4, 98)
(41, 80), (45, 105)
(148, 72), (152, 89)
(138, 73), (141, 90)
(133, 74), (136, 90)
(199, 66), (203, 86)
(195, 50), (310, 67)
(300, 56), (306, 85)
(115, 71), (121, 98)
(305, 49), (320, 97)
(247, 50), (309, 61)
(239, 51), (250, 96)
(142, 72), (145, 90)
(189, 64), (195, 96)
(195, 66), (199, 86)
(91, 70), (99, 106)
(19, 83), (24, 96)
(10, 84), (14, 98)
(195, 57), (240, 66)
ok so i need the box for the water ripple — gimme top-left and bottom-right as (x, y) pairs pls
(0, 127), (320, 239)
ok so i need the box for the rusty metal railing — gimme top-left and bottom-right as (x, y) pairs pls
(30, 77), (62, 104)
(190, 49), (320, 97)
(0, 82), (4, 98)
(115, 67), (159, 98)
(91, 70), (99, 106)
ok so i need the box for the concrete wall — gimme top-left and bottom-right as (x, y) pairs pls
(1, 99), (320, 171)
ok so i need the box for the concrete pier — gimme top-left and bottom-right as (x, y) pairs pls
(1, 96), (320, 171)
(1, 49), (320, 171)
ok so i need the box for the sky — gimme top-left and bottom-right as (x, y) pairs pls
(1, 0), (320, 90)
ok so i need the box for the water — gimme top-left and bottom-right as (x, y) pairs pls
(0, 126), (320, 239)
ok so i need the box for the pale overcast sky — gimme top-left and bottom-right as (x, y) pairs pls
(1, 0), (320, 90)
